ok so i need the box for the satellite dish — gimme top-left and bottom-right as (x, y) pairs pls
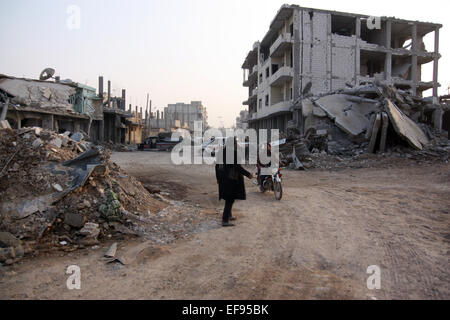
(39, 68), (55, 81)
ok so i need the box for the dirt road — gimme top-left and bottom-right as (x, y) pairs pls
(1, 151), (449, 299)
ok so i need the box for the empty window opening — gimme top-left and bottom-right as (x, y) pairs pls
(22, 118), (42, 128)
(360, 50), (386, 78)
(265, 94), (269, 106)
(260, 46), (270, 63)
(418, 57), (433, 83)
(266, 67), (270, 78)
(331, 15), (356, 36)
(361, 19), (387, 46)
(272, 64), (279, 75)
(392, 56), (412, 80)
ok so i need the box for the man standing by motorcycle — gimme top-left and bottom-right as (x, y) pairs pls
(215, 137), (254, 227)
(256, 142), (271, 192)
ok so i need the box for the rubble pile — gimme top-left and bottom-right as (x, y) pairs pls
(280, 83), (450, 169)
(0, 127), (166, 265)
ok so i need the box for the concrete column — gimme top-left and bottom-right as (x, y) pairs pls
(433, 108), (443, 132)
(98, 76), (104, 98)
(74, 120), (81, 133)
(355, 18), (361, 85)
(107, 81), (111, 108)
(433, 27), (440, 100)
(292, 8), (301, 101)
(411, 24), (418, 96)
(42, 114), (54, 131)
(384, 20), (392, 81)
(99, 119), (104, 142)
(122, 89), (126, 110)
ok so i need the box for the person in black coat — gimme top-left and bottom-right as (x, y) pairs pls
(215, 137), (253, 227)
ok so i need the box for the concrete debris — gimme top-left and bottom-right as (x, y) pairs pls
(385, 99), (429, 150)
(292, 83), (448, 157)
(52, 183), (63, 192)
(32, 138), (43, 148)
(79, 222), (100, 240)
(0, 231), (21, 248)
(0, 120), (11, 129)
(0, 127), (166, 265)
(312, 94), (378, 137)
(368, 113), (382, 154)
(104, 242), (118, 258)
(279, 83), (449, 169)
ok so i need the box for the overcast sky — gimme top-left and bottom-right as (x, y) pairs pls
(0, 0), (449, 127)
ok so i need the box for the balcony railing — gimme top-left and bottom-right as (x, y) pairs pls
(270, 33), (293, 58)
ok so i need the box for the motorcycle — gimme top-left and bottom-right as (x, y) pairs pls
(256, 167), (283, 200)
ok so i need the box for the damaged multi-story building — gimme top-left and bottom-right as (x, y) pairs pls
(0, 73), (145, 145)
(242, 4), (443, 135)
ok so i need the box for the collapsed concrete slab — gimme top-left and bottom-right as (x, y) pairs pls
(312, 94), (378, 138)
(385, 99), (429, 150)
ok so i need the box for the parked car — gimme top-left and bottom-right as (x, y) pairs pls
(138, 134), (182, 151)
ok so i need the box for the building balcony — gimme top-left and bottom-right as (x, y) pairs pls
(270, 33), (293, 58)
(252, 100), (292, 120)
(270, 66), (293, 87)
(244, 65), (258, 87)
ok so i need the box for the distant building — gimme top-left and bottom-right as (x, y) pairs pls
(163, 101), (208, 131)
(236, 110), (249, 130)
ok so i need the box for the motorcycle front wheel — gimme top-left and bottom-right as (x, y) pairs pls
(273, 180), (282, 200)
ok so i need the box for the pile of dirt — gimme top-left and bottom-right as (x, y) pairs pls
(0, 127), (166, 265)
